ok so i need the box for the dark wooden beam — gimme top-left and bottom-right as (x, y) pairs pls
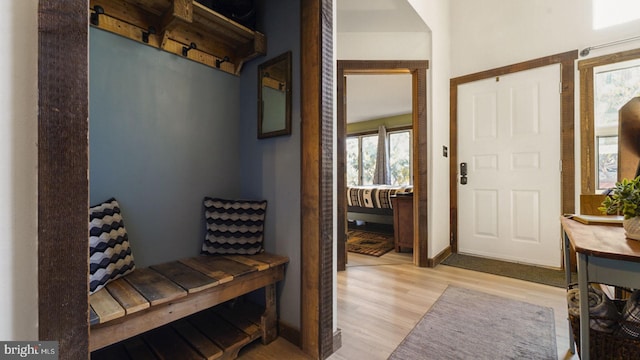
(301, 0), (334, 358)
(301, 0), (322, 357)
(38, 1), (89, 359)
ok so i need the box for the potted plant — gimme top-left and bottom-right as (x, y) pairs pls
(599, 176), (640, 240)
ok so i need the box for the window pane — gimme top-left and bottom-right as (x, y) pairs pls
(346, 137), (359, 186)
(594, 62), (640, 191)
(594, 64), (640, 130)
(389, 131), (411, 185)
(361, 135), (378, 185)
(597, 136), (618, 190)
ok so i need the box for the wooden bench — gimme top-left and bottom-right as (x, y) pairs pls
(89, 252), (288, 359)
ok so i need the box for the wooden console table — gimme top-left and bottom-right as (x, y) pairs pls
(560, 216), (640, 360)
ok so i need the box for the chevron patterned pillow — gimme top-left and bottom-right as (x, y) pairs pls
(89, 198), (135, 294)
(202, 197), (267, 255)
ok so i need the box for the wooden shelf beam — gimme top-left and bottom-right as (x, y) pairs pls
(89, 0), (266, 75)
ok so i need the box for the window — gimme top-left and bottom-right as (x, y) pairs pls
(593, 59), (640, 190)
(346, 134), (378, 186)
(346, 137), (360, 186)
(361, 135), (378, 185)
(346, 129), (412, 186)
(597, 136), (618, 189)
(388, 130), (412, 185)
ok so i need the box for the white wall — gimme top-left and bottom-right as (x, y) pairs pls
(337, 32), (431, 60)
(0, 0), (39, 340)
(408, 0), (452, 261)
(451, 0), (640, 77)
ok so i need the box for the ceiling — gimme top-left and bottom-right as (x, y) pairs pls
(336, 0), (428, 123)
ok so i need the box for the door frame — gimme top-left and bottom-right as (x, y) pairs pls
(336, 60), (429, 270)
(449, 51), (577, 255)
(455, 64), (562, 267)
(300, 0), (334, 357)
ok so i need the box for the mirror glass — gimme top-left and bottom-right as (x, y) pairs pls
(258, 51), (291, 139)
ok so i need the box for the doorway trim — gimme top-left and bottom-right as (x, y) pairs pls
(336, 60), (429, 270)
(300, 0), (334, 358)
(449, 51), (577, 254)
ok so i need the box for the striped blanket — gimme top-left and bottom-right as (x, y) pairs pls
(567, 285), (620, 333)
(347, 185), (413, 209)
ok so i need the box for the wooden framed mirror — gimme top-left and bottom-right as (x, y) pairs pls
(258, 51), (292, 139)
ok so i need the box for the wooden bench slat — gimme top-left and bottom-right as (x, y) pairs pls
(214, 305), (261, 341)
(195, 256), (256, 277)
(124, 268), (187, 306)
(247, 252), (290, 268)
(90, 307), (100, 326)
(179, 256), (233, 283)
(122, 337), (157, 360)
(223, 255), (270, 271)
(179, 256), (254, 283)
(105, 278), (150, 314)
(172, 319), (224, 360)
(91, 288), (126, 324)
(151, 261), (219, 294)
(143, 326), (205, 360)
(188, 310), (250, 353)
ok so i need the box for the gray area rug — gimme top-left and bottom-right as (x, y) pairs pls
(442, 253), (574, 288)
(388, 286), (557, 360)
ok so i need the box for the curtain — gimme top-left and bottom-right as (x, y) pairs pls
(373, 125), (390, 184)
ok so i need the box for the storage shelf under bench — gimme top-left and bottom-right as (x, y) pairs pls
(89, 252), (289, 359)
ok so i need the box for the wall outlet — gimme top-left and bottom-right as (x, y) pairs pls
(443, 146), (448, 157)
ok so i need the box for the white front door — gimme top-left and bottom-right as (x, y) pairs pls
(457, 64), (561, 268)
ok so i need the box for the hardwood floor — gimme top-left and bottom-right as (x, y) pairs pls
(238, 250), (578, 359)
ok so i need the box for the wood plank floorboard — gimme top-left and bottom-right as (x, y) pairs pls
(238, 251), (578, 360)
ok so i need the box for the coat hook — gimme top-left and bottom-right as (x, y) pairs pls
(90, 5), (104, 26)
(182, 42), (197, 56)
(142, 26), (156, 44)
(216, 56), (230, 68)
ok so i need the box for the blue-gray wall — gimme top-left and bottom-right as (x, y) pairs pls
(240, 0), (301, 331)
(89, 28), (242, 267)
